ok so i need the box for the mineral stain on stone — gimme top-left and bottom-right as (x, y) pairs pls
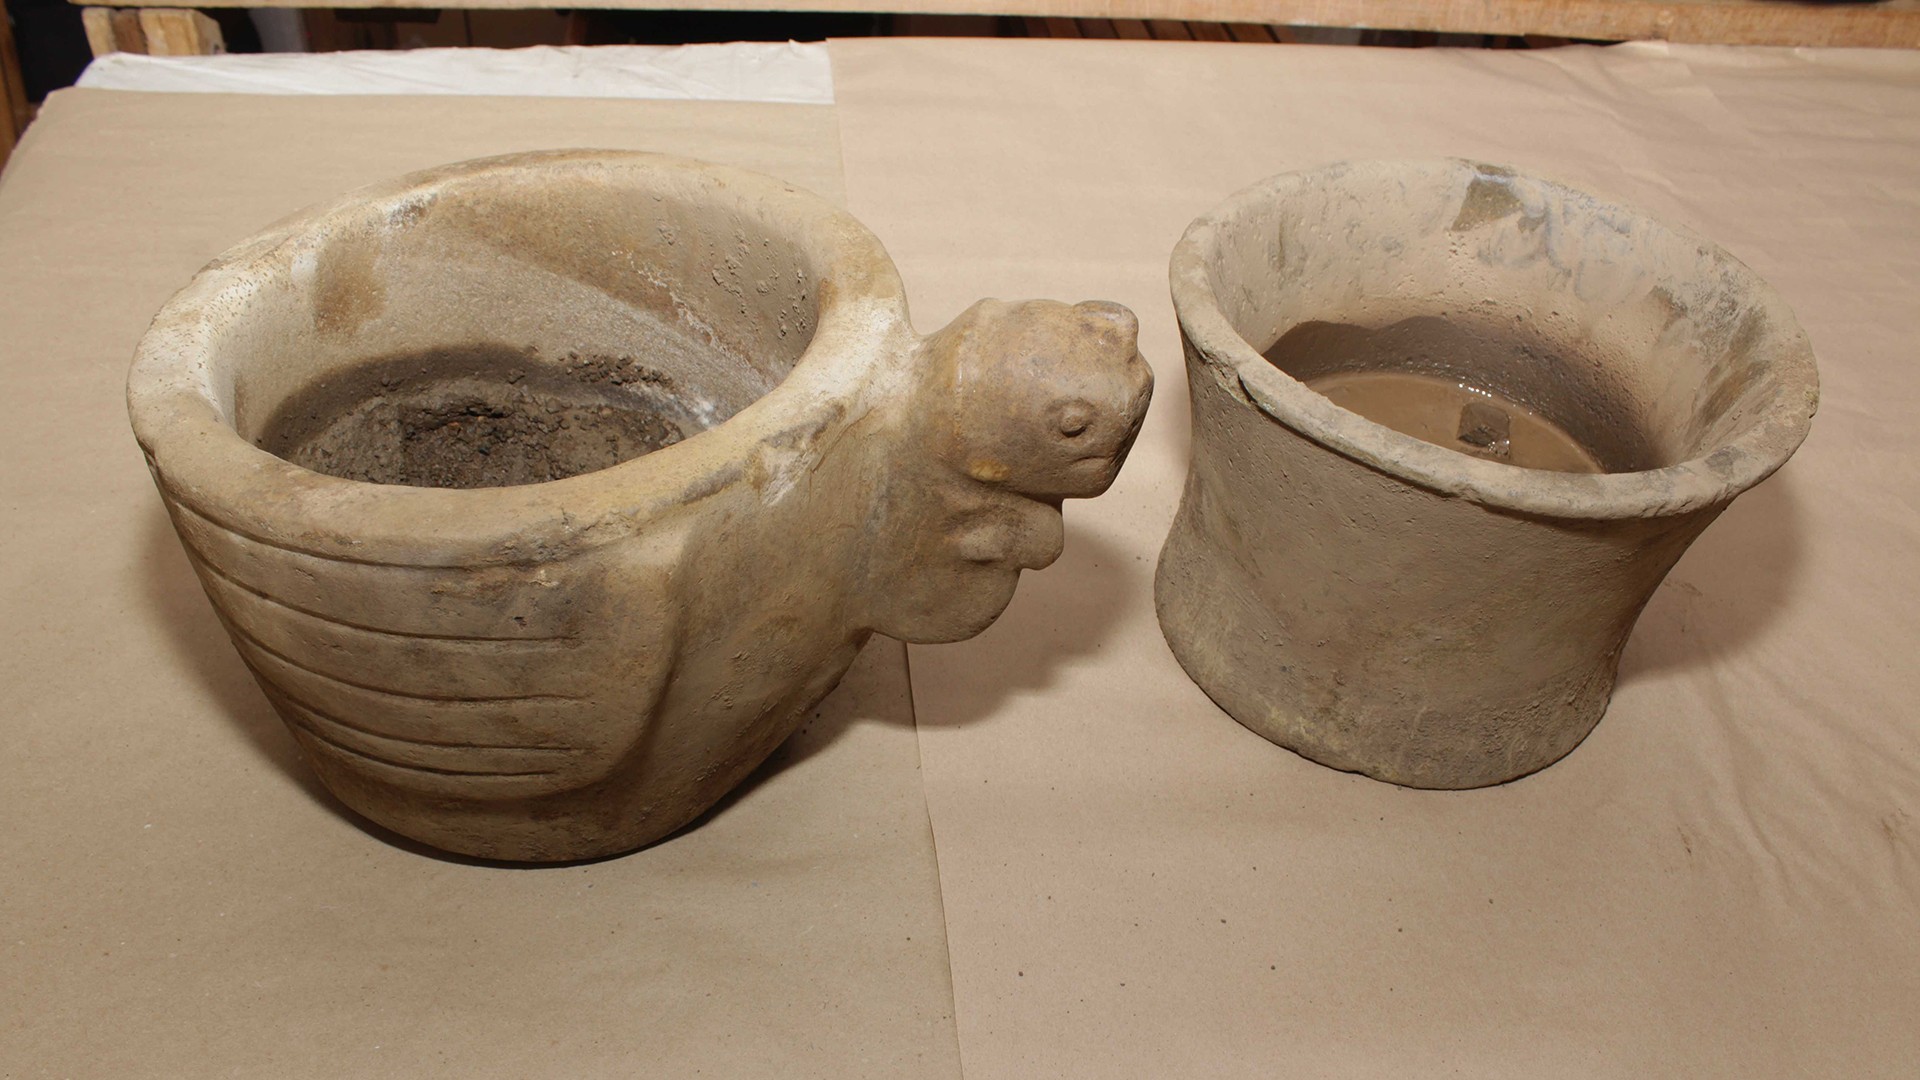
(1262, 315), (1645, 473)
(1308, 370), (1603, 473)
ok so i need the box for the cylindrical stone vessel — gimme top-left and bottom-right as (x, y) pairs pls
(1158, 160), (1818, 789)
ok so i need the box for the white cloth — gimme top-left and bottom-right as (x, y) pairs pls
(76, 42), (834, 104)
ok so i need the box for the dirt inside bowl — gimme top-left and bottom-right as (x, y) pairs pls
(1262, 314), (1659, 474)
(257, 344), (713, 489)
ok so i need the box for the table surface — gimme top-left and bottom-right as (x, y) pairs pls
(4, 37), (1917, 1079)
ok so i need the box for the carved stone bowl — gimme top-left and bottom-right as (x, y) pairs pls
(130, 151), (1152, 861)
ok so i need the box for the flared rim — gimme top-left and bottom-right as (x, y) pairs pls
(127, 149), (911, 566)
(1169, 159), (1820, 521)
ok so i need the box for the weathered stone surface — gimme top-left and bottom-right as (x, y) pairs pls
(129, 150), (1151, 861)
(1159, 160), (1817, 788)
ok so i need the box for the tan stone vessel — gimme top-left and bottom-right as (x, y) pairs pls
(129, 151), (1151, 861)
(1159, 160), (1816, 789)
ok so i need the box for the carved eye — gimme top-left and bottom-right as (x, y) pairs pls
(1056, 400), (1094, 438)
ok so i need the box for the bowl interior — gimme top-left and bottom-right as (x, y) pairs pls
(213, 159), (826, 489)
(1198, 161), (1808, 476)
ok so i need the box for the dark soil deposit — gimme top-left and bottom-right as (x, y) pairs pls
(1262, 315), (1656, 473)
(259, 345), (712, 488)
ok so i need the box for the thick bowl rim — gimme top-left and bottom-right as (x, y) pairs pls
(1168, 158), (1820, 521)
(127, 149), (910, 566)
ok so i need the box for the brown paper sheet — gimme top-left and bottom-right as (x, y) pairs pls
(0, 89), (960, 1079)
(831, 37), (1920, 1076)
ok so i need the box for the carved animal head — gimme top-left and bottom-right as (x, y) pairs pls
(925, 298), (1152, 500)
(869, 298), (1152, 644)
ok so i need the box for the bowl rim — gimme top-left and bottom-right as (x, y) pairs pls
(127, 149), (911, 567)
(1168, 158), (1821, 521)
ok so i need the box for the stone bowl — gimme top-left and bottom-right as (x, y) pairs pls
(1159, 159), (1817, 789)
(129, 150), (1152, 860)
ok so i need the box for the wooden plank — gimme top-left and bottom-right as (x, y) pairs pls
(78, 6), (225, 55)
(137, 8), (225, 55)
(1189, 20), (1233, 41)
(1111, 17), (1151, 39)
(76, 0), (1920, 48)
(1224, 21), (1277, 42)
(81, 6), (121, 56)
(1076, 17), (1118, 37)
(109, 8), (147, 53)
